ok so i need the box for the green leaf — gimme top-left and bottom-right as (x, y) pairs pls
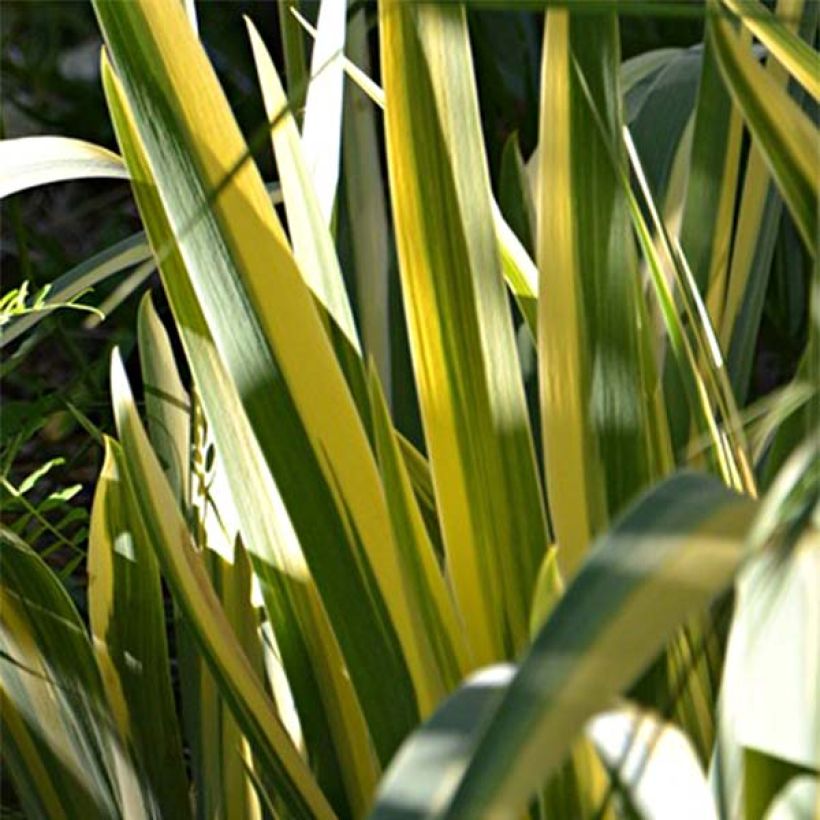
(88, 438), (191, 820)
(536, 6), (667, 576)
(380, 0), (548, 662)
(109, 349), (334, 819)
(445, 472), (755, 817)
(498, 132), (535, 257)
(709, 0), (818, 253)
(277, 1), (308, 119)
(343, 5), (392, 400)
(96, 0), (430, 762)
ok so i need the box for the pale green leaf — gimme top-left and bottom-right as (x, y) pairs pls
(0, 136), (127, 199)
(301, 0), (347, 225)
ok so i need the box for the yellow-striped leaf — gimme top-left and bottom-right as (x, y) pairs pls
(88, 438), (191, 819)
(109, 349), (333, 819)
(537, 6), (667, 576)
(95, 0), (435, 761)
(1, 528), (147, 820)
(380, 0), (548, 663)
(709, 0), (818, 252)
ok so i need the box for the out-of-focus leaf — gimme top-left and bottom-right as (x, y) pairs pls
(369, 664), (514, 820)
(764, 775), (820, 820)
(444, 473), (755, 816)
(588, 705), (718, 820)
(528, 547), (562, 636)
(743, 749), (816, 820)
(722, 528), (819, 771)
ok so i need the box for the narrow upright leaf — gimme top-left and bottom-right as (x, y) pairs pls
(88, 438), (191, 820)
(95, 0), (432, 761)
(709, 0), (818, 252)
(537, 6), (666, 575)
(380, 0), (548, 663)
(301, 0), (347, 224)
